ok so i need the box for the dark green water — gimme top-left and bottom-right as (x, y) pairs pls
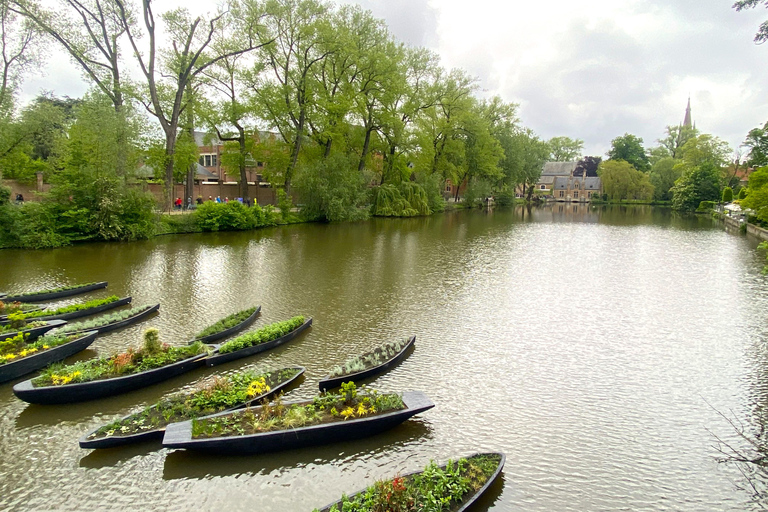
(1, 205), (767, 511)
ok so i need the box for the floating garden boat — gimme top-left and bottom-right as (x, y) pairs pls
(192, 306), (261, 344)
(319, 336), (415, 391)
(0, 301), (42, 321)
(0, 319), (67, 342)
(314, 452), (505, 512)
(1, 282), (108, 303)
(162, 382), (434, 454)
(0, 330), (98, 384)
(48, 304), (160, 336)
(205, 315), (311, 367)
(13, 329), (212, 405)
(79, 366), (305, 449)
(0, 296), (132, 324)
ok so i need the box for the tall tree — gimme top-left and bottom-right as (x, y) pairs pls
(649, 124), (698, 163)
(505, 128), (549, 201)
(648, 157), (679, 201)
(742, 121), (768, 167)
(607, 133), (650, 172)
(248, 0), (333, 195)
(1, 0), (39, 114)
(114, 0), (267, 208)
(599, 159), (654, 201)
(547, 136), (583, 162)
(733, 0), (768, 43)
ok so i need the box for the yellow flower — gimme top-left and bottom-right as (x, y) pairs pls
(5, 354), (16, 361)
(357, 404), (367, 416)
(42, 345), (49, 350)
(341, 407), (355, 420)
(72, 371), (82, 378)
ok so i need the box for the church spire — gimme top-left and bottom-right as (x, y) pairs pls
(683, 97), (692, 128)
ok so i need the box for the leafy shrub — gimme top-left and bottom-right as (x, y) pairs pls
(722, 186), (734, 203)
(463, 179), (493, 208)
(371, 182), (431, 217)
(697, 200), (716, 212)
(294, 153), (370, 222)
(739, 187), (748, 200)
(218, 316), (305, 354)
(195, 307), (258, 339)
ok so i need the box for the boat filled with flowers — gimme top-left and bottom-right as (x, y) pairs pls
(0, 296), (131, 323)
(0, 301), (41, 321)
(13, 328), (211, 404)
(319, 336), (415, 391)
(48, 304), (159, 336)
(1, 282), (108, 302)
(192, 306), (261, 344)
(79, 366), (305, 448)
(205, 315), (311, 367)
(0, 315), (67, 342)
(162, 382), (434, 454)
(0, 330), (98, 384)
(314, 452), (505, 512)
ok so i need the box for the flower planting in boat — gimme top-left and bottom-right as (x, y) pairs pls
(218, 316), (305, 354)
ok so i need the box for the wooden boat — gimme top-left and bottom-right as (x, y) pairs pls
(2, 282), (108, 302)
(0, 331), (98, 384)
(162, 390), (434, 454)
(56, 303), (159, 336)
(12, 350), (210, 405)
(193, 305), (261, 344)
(78, 366), (306, 449)
(205, 317), (312, 367)
(316, 452), (506, 512)
(0, 320), (67, 342)
(319, 335), (416, 391)
(0, 296), (132, 324)
(0, 306), (43, 322)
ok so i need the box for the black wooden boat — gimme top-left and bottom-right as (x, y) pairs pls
(56, 303), (159, 336)
(2, 282), (108, 302)
(319, 335), (416, 391)
(0, 296), (132, 324)
(192, 305), (261, 344)
(78, 366), (306, 449)
(0, 306), (43, 322)
(0, 331), (98, 384)
(12, 350), (210, 405)
(204, 317), (312, 367)
(162, 390), (434, 454)
(0, 320), (67, 342)
(316, 452), (506, 512)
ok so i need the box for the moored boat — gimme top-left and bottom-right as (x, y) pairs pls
(0, 296), (132, 324)
(78, 366), (305, 449)
(315, 452), (505, 512)
(50, 303), (160, 336)
(0, 319), (67, 342)
(2, 282), (108, 302)
(0, 331), (98, 384)
(162, 389), (434, 454)
(319, 336), (415, 391)
(192, 306), (261, 344)
(205, 317), (312, 367)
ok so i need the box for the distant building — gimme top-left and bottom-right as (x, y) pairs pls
(535, 162), (602, 202)
(195, 130), (275, 184)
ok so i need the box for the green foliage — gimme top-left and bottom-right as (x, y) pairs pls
(195, 307), (258, 339)
(371, 182), (430, 217)
(739, 187), (748, 200)
(649, 157), (680, 201)
(52, 304), (155, 334)
(607, 133), (650, 172)
(672, 162), (723, 211)
(414, 173), (446, 213)
(547, 136), (583, 162)
(742, 167), (768, 223)
(329, 338), (411, 378)
(21, 295), (120, 319)
(0, 332), (83, 366)
(218, 316), (306, 354)
(598, 160), (654, 201)
(294, 153), (370, 222)
(463, 178), (493, 208)
(722, 186), (734, 203)
(0, 184), (10, 205)
(697, 201), (717, 212)
(194, 201), (276, 232)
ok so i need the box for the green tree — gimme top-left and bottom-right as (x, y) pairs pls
(741, 121), (768, 167)
(649, 124), (698, 163)
(598, 160), (654, 201)
(547, 136), (583, 162)
(742, 166), (768, 222)
(648, 157), (679, 201)
(734, 0), (768, 43)
(607, 133), (650, 172)
(671, 162), (722, 211)
(502, 128), (549, 201)
(722, 186), (734, 203)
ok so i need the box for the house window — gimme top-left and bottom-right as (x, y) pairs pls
(204, 155), (212, 167)
(587, 192), (592, 198)
(559, 190), (564, 198)
(574, 191), (579, 199)
(257, 161), (264, 167)
(540, 185), (546, 190)
(211, 155), (217, 167)
(446, 185), (452, 192)
(198, 156), (204, 166)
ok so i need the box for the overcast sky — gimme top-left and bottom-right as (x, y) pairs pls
(19, 0), (768, 157)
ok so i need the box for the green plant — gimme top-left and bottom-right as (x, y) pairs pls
(7, 311), (26, 330)
(50, 304), (155, 335)
(0, 332), (83, 365)
(142, 328), (162, 355)
(722, 186), (734, 203)
(329, 338), (411, 378)
(20, 295), (120, 319)
(218, 316), (305, 354)
(195, 307), (258, 339)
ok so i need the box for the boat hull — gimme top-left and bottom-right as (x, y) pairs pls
(2, 282), (108, 303)
(0, 320), (67, 342)
(319, 336), (415, 391)
(0, 297), (132, 324)
(205, 318), (312, 367)
(78, 366), (306, 449)
(0, 331), (98, 384)
(67, 304), (160, 336)
(193, 306), (261, 344)
(162, 390), (434, 455)
(12, 352), (209, 405)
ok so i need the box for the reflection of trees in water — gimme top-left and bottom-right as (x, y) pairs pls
(518, 204), (721, 230)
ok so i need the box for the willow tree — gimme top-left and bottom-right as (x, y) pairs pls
(114, 0), (268, 209)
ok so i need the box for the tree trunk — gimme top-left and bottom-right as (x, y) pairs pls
(185, 165), (195, 208)
(285, 110), (305, 196)
(163, 127), (178, 211)
(358, 127), (373, 172)
(238, 128), (249, 203)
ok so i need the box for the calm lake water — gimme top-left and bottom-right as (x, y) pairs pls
(1, 205), (767, 511)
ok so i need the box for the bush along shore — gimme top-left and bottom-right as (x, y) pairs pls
(218, 316), (305, 355)
(329, 338), (412, 378)
(191, 382), (403, 439)
(18, 295), (121, 320)
(86, 367), (303, 441)
(49, 304), (156, 335)
(194, 307), (259, 341)
(32, 329), (209, 387)
(316, 453), (503, 512)
(0, 332), (86, 365)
